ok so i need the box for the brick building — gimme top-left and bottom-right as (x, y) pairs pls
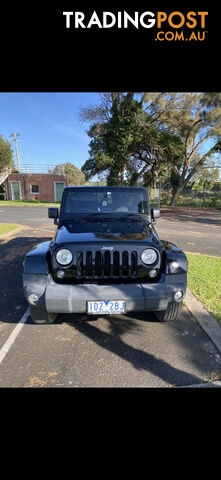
(2, 166), (67, 203)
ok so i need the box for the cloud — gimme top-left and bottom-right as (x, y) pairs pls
(41, 116), (88, 142)
(52, 124), (88, 141)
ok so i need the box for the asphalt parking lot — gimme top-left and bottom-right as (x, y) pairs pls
(158, 206), (221, 257)
(0, 205), (221, 387)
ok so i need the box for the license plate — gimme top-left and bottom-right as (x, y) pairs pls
(87, 300), (126, 315)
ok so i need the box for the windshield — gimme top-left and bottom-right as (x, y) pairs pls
(63, 188), (148, 215)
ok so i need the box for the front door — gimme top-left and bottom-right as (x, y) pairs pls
(55, 182), (65, 202)
(10, 181), (21, 200)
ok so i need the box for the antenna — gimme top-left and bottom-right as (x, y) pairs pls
(8, 133), (21, 169)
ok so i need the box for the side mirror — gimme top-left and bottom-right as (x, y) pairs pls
(48, 207), (59, 224)
(151, 208), (160, 222)
(153, 208), (160, 218)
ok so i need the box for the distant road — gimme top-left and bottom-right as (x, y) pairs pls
(157, 207), (221, 257)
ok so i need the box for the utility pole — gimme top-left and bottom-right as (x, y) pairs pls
(8, 133), (21, 169)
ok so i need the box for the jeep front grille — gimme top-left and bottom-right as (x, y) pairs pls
(76, 249), (138, 279)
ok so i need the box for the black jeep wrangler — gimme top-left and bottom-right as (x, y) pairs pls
(23, 186), (188, 324)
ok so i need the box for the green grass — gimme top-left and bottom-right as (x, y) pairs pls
(0, 223), (21, 235)
(186, 253), (221, 324)
(0, 200), (60, 207)
(149, 198), (221, 209)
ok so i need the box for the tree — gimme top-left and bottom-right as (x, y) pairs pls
(142, 92), (221, 205)
(188, 160), (220, 190)
(127, 126), (185, 187)
(82, 93), (145, 185)
(0, 135), (14, 171)
(79, 92), (113, 124)
(81, 93), (185, 187)
(55, 162), (85, 186)
(212, 181), (221, 191)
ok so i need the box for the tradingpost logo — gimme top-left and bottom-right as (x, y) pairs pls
(62, 10), (209, 42)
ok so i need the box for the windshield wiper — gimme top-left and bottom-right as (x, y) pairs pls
(63, 212), (149, 223)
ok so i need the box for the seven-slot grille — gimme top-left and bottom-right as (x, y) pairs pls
(75, 250), (138, 279)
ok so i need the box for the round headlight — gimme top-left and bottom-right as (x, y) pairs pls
(141, 248), (158, 265)
(56, 248), (73, 266)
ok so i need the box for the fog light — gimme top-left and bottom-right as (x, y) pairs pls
(174, 290), (183, 302)
(169, 261), (179, 273)
(28, 293), (39, 304)
(57, 269), (65, 279)
(171, 261), (179, 269)
(149, 269), (157, 278)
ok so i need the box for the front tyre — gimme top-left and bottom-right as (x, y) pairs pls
(29, 305), (57, 324)
(154, 301), (182, 322)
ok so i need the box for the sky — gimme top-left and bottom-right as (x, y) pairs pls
(0, 92), (101, 171)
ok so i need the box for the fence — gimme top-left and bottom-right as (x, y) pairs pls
(17, 164), (65, 175)
(148, 187), (221, 209)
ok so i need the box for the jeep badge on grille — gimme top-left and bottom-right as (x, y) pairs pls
(100, 246), (114, 251)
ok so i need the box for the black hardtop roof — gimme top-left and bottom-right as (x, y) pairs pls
(64, 186), (147, 191)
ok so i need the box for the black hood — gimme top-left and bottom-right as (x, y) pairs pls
(54, 214), (160, 246)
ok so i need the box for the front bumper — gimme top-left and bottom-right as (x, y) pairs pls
(23, 273), (187, 314)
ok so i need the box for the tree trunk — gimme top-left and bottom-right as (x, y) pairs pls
(170, 182), (184, 206)
(171, 162), (202, 206)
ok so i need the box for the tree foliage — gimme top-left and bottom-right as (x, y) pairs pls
(188, 159), (220, 190)
(79, 92), (113, 124)
(0, 135), (14, 171)
(55, 162), (85, 186)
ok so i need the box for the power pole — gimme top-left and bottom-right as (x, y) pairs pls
(8, 133), (21, 169)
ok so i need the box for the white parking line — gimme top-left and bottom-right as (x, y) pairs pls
(0, 308), (29, 365)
